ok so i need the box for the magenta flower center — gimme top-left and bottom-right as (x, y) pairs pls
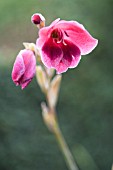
(51, 28), (63, 43)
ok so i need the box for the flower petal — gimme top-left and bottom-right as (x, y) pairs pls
(36, 26), (50, 49)
(57, 20), (86, 32)
(62, 40), (81, 68)
(56, 20), (98, 55)
(21, 79), (32, 89)
(41, 38), (63, 68)
(56, 60), (68, 74)
(50, 18), (60, 27)
(21, 50), (36, 85)
(12, 51), (25, 85)
(55, 40), (81, 74)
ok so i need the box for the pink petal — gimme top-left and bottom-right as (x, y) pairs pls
(56, 20), (98, 55)
(12, 51), (25, 85)
(36, 27), (50, 49)
(50, 18), (60, 27)
(23, 50), (36, 81)
(57, 20), (86, 33)
(21, 50), (36, 85)
(56, 60), (68, 74)
(69, 55), (81, 68)
(55, 40), (81, 74)
(21, 79), (32, 89)
(62, 40), (81, 68)
(41, 38), (63, 68)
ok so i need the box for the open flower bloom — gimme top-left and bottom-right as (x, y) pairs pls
(36, 18), (98, 74)
(12, 49), (36, 89)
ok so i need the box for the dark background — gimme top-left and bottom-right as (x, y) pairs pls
(0, 0), (113, 170)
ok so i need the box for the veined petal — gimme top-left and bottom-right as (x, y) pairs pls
(55, 40), (81, 74)
(22, 49), (36, 79)
(56, 60), (68, 74)
(12, 50), (25, 85)
(56, 20), (98, 55)
(41, 38), (63, 68)
(36, 26), (50, 49)
(65, 40), (81, 68)
(56, 20), (86, 33)
(67, 31), (98, 55)
(62, 40), (81, 68)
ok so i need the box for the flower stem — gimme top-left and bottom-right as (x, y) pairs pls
(38, 66), (79, 170)
(53, 120), (79, 170)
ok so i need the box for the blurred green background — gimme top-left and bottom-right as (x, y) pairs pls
(0, 0), (113, 170)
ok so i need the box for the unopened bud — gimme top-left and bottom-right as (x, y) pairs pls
(31, 13), (45, 28)
(36, 66), (49, 93)
(48, 75), (62, 108)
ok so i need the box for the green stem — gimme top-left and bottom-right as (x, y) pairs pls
(53, 121), (79, 170)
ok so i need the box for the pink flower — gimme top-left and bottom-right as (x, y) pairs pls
(36, 18), (98, 74)
(12, 49), (36, 89)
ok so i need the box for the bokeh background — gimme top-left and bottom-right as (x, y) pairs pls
(0, 0), (113, 170)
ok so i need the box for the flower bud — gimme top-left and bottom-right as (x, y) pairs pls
(48, 75), (62, 108)
(36, 66), (49, 93)
(31, 13), (45, 28)
(12, 49), (36, 89)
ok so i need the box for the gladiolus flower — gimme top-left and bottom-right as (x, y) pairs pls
(12, 49), (36, 89)
(36, 18), (98, 74)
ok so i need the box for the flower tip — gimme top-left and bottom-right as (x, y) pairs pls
(96, 38), (98, 46)
(21, 85), (26, 90)
(89, 38), (98, 54)
(31, 13), (45, 28)
(21, 86), (24, 90)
